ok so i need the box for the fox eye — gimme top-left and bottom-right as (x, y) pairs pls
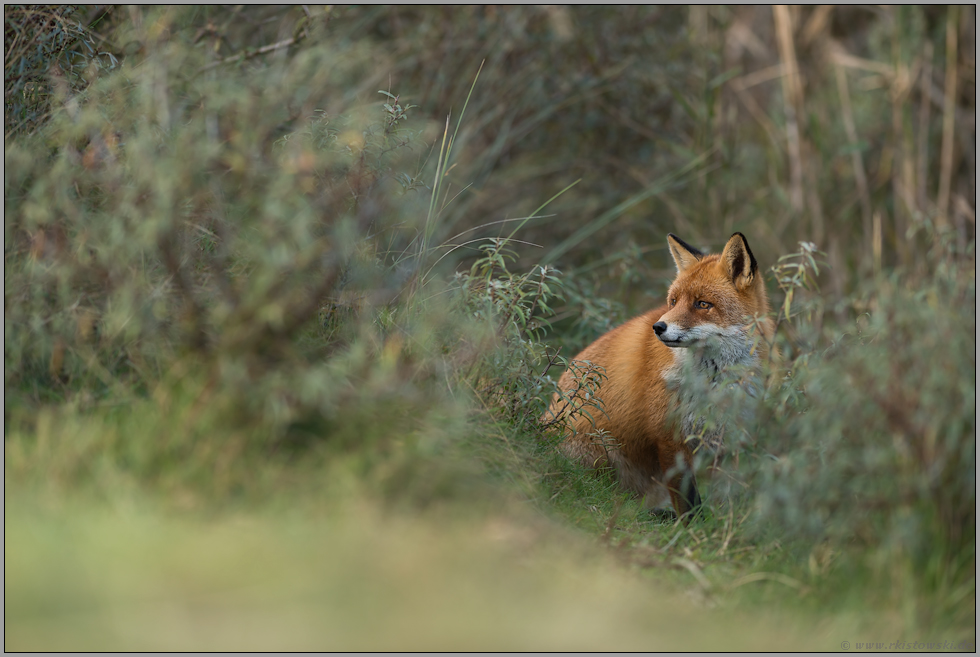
(695, 300), (712, 310)
(669, 297), (676, 307)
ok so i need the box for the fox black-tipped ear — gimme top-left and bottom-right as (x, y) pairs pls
(721, 232), (758, 288)
(666, 234), (704, 273)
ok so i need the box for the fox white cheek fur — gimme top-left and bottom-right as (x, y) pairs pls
(658, 323), (755, 368)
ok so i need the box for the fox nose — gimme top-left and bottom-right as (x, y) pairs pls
(652, 321), (667, 336)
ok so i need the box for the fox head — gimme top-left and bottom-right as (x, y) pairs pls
(652, 233), (771, 366)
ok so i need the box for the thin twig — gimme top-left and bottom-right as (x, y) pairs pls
(198, 36), (302, 73)
(540, 346), (563, 379)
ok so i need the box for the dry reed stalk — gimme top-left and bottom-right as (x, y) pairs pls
(889, 15), (918, 265)
(834, 63), (873, 251)
(688, 5), (709, 47)
(829, 49), (895, 77)
(937, 6), (959, 230)
(799, 5), (833, 48)
(916, 41), (933, 214)
(773, 5), (805, 214)
(872, 210), (883, 275)
(774, 6), (825, 244)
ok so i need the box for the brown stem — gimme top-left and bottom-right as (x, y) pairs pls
(937, 6), (959, 229)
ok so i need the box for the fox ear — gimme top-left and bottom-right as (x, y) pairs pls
(722, 232), (758, 288)
(666, 234), (704, 273)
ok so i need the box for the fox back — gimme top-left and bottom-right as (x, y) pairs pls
(545, 232), (773, 520)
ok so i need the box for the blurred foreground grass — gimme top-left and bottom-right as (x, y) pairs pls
(7, 494), (887, 652)
(4, 388), (969, 651)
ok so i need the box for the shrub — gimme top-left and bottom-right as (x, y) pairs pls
(4, 10), (464, 480)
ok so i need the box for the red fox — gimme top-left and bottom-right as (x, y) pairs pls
(545, 233), (773, 520)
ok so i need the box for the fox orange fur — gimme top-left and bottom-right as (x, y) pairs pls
(545, 233), (773, 520)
